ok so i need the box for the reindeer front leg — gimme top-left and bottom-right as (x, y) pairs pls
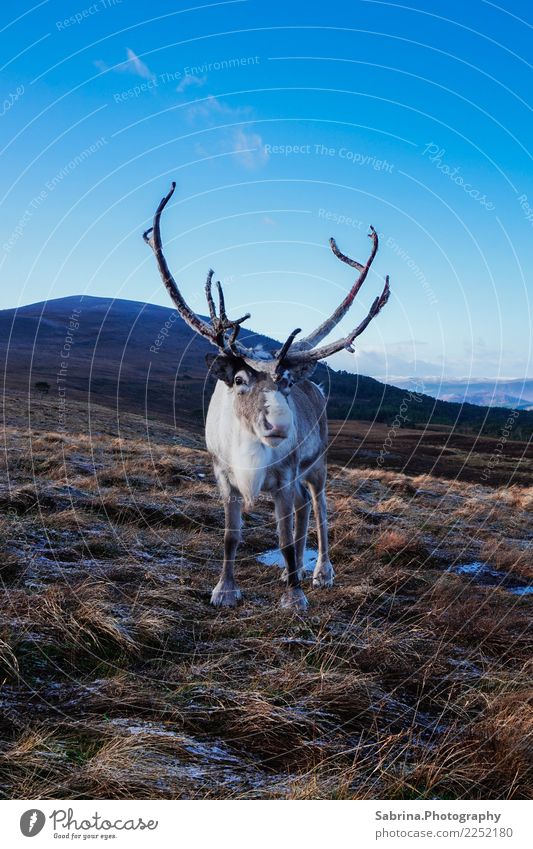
(211, 472), (243, 608)
(275, 481), (309, 611)
(280, 482), (311, 585)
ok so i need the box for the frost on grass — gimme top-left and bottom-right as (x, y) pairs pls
(0, 390), (532, 800)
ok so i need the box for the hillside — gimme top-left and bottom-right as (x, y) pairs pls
(1, 295), (532, 440)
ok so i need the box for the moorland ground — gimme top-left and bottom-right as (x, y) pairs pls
(0, 388), (532, 799)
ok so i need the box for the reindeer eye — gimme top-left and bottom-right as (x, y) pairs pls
(234, 376), (244, 386)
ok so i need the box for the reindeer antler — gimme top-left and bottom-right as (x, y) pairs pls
(144, 183), (391, 371)
(283, 276), (390, 364)
(291, 226), (380, 353)
(143, 182), (255, 357)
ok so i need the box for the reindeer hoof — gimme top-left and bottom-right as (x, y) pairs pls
(280, 587), (309, 611)
(210, 582), (242, 608)
(312, 562), (335, 588)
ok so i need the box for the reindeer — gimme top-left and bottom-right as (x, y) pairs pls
(144, 183), (390, 610)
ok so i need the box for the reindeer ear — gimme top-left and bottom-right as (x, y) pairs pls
(205, 353), (239, 386)
(287, 361), (317, 382)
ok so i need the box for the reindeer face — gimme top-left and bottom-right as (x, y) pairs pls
(233, 368), (294, 447)
(207, 355), (315, 447)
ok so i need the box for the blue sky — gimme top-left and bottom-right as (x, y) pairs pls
(1, 0), (532, 383)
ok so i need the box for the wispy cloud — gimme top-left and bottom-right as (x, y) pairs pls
(187, 94), (250, 123)
(187, 94), (268, 170)
(330, 344), (447, 384)
(229, 127), (269, 170)
(176, 73), (207, 93)
(329, 336), (527, 384)
(119, 48), (154, 79)
(94, 48), (154, 80)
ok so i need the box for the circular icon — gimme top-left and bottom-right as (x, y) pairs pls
(20, 810), (46, 837)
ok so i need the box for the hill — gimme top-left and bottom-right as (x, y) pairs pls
(1, 295), (532, 439)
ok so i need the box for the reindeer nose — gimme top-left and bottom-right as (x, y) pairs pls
(263, 417), (288, 439)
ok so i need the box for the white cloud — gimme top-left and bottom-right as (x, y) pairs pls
(325, 337), (528, 384)
(176, 73), (207, 93)
(187, 95), (268, 170)
(187, 94), (250, 123)
(119, 48), (154, 80)
(95, 48), (154, 80)
(229, 127), (269, 170)
(329, 345), (449, 384)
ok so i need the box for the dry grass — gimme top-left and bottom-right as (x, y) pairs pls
(0, 390), (531, 800)
(479, 541), (533, 581)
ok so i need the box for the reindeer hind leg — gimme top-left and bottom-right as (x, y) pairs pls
(307, 468), (335, 589)
(281, 481), (311, 583)
(274, 482), (308, 611)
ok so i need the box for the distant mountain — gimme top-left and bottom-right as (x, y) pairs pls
(1, 295), (532, 439)
(392, 377), (533, 411)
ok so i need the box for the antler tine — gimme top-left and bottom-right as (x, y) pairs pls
(226, 310), (252, 352)
(276, 328), (302, 367)
(285, 276), (390, 365)
(216, 281), (228, 324)
(344, 275), (390, 350)
(292, 225), (379, 352)
(210, 275), (252, 350)
(329, 236), (365, 271)
(205, 270), (217, 323)
(227, 323), (240, 352)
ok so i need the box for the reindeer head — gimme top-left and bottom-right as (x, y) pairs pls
(143, 182), (391, 445)
(204, 352), (318, 446)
